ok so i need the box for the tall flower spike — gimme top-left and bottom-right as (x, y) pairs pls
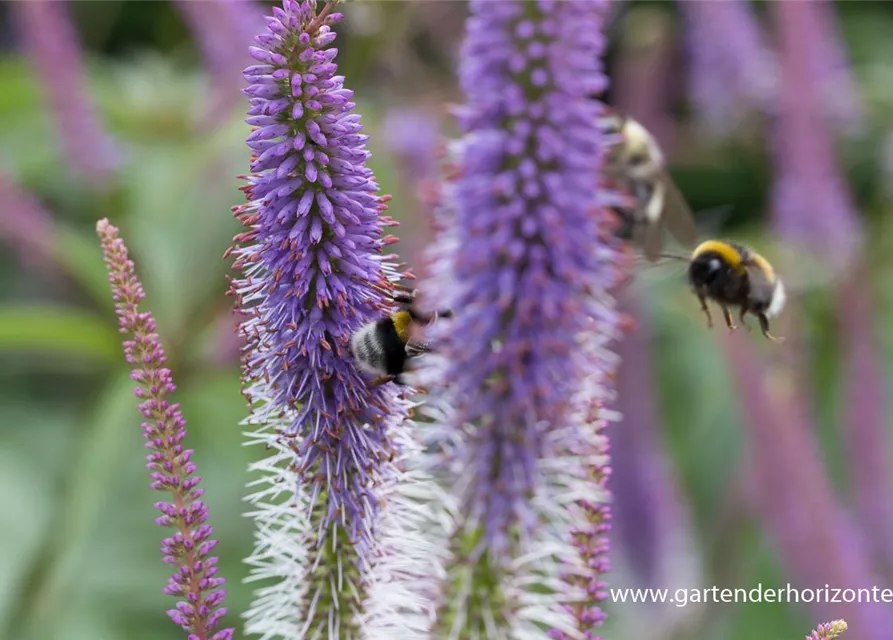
(96, 219), (232, 640)
(230, 2), (435, 638)
(417, 1), (623, 636)
(11, 1), (118, 185)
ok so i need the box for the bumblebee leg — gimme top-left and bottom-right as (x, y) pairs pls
(721, 305), (738, 332)
(369, 374), (397, 386)
(758, 313), (786, 343)
(738, 306), (752, 332)
(697, 294), (713, 328)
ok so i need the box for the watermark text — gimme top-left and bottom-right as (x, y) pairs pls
(609, 583), (893, 608)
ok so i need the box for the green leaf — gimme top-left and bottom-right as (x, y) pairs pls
(0, 305), (120, 364)
(1, 373), (140, 640)
(51, 223), (116, 311)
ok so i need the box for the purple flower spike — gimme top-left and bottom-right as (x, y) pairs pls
(230, 2), (435, 638)
(837, 274), (893, 572)
(771, 0), (861, 265)
(805, 1), (864, 136)
(11, 1), (118, 186)
(806, 619), (848, 640)
(96, 219), (232, 640)
(417, 1), (623, 635)
(682, 0), (777, 135)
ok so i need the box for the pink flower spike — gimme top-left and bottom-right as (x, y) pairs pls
(96, 219), (232, 640)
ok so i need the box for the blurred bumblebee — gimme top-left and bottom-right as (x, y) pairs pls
(684, 239), (787, 343)
(599, 110), (698, 261)
(350, 289), (453, 385)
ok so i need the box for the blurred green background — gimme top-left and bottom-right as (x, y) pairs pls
(1, 1), (893, 639)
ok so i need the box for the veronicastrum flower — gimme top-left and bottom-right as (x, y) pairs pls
(97, 219), (233, 640)
(416, 1), (623, 637)
(229, 1), (435, 638)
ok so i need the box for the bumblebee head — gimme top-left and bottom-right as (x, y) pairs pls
(688, 254), (726, 287)
(688, 240), (744, 287)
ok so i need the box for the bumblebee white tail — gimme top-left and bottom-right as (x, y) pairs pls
(767, 279), (787, 318)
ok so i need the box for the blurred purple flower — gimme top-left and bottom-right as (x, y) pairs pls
(771, 0), (861, 266)
(229, 2), (434, 637)
(11, 1), (117, 185)
(96, 219), (232, 640)
(380, 105), (442, 271)
(726, 335), (889, 639)
(417, 0), (623, 635)
(805, 1), (864, 136)
(607, 4), (703, 603)
(175, 0), (267, 127)
(0, 172), (56, 273)
(807, 619), (849, 640)
(381, 106), (441, 184)
(771, 1), (888, 578)
(837, 272), (893, 573)
(681, 0), (777, 135)
(607, 296), (700, 603)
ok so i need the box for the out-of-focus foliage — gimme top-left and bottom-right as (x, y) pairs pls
(1, 1), (892, 639)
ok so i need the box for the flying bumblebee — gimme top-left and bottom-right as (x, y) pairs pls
(681, 239), (787, 343)
(350, 289), (453, 385)
(599, 110), (698, 261)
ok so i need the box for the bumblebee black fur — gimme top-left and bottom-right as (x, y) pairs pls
(349, 291), (452, 385)
(687, 240), (787, 342)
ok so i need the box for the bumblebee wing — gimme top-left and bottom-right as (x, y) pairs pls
(762, 241), (850, 294)
(641, 180), (667, 262)
(642, 219), (665, 262)
(744, 262), (777, 303)
(405, 341), (432, 358)
(659, 171), (698, 249)
(629, 252), (689, 286)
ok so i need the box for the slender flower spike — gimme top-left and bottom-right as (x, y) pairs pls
(96, 219), (232, 640)
(806, 619), (848, 640)
(229, 1), (434, 638)
(418, 1), (623, 637)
